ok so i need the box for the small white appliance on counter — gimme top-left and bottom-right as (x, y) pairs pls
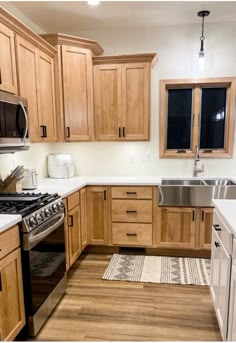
(22, 169), (38, 190)
(48, 154), (75, 179)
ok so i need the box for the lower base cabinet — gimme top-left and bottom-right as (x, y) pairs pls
(0, 247), (25, 341)
(67, 205), (81, 267)
(228, 264), (236, 340)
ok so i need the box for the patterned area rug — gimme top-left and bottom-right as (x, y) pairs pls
(102, 254), (210, 286)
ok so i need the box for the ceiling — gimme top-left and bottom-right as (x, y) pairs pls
(8, 1), (236, 32)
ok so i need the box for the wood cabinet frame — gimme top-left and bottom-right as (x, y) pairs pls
(159, 77), (236, 158)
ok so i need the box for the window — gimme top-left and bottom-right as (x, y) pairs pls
(160, 78), (236, 158)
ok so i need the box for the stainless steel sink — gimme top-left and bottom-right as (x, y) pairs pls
(161, 179), (205, 186)
(159, 178), (236, 207)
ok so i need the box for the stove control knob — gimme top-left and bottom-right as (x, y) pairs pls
(52, 203), (58, 212)
(29, 216), (37, 227)
(58, 200), (64, 209)
(44, 208), (51, 217)
(36, 213), (44, 223)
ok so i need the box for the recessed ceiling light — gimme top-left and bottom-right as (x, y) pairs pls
(88, 0), (100, 5)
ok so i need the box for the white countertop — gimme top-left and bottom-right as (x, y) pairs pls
(34, 176), (163, 198)
(0, 214), (22, 233)
(212, 199), (236, 237)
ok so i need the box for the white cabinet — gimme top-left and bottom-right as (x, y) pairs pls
(210, 214), (233, 341)
(228, 239), (236, 341)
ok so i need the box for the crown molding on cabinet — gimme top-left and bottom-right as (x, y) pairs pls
(0, 6), (57, 57)
(41, 33), (104, 56)
(93, 53), (158, 67)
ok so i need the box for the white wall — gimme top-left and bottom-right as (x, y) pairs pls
(1, 3), (236, 178)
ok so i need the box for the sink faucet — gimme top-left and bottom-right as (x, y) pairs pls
(193, 145), (204, 177)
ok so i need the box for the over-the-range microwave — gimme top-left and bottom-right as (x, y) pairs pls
(0, 91), (30, 153)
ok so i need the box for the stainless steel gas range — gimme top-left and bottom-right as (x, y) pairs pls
(0, 192), (66, 336)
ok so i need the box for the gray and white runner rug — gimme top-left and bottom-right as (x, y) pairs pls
(102, 254), (210, 286)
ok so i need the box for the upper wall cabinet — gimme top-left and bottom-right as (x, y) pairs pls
(93, 54), (157, 141)
(0, 22), (17, 94)
(160, 78), (236, 158)
(0, 7), (58, 142)
(41, 33), (104, 142)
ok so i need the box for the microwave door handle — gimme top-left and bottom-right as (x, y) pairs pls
(26, 213), (64, 250)
(19, 101), (28, 146)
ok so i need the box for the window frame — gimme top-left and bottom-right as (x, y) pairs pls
(159, 77), (236, 158)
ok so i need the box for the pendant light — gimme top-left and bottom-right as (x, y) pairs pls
(197, 10), (210, 59)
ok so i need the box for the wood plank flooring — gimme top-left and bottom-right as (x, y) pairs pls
(35, 253), (221, 341)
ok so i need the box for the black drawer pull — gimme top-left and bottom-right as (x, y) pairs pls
(0, 272), (2, 292)
(69, 215), (73, 227)
(126, 192), (137, 195)
(127, 233), (137, 237)
(215, 241), (220, 248)
(213, 224), (222, 231)
(126, 210), (137, 213)
(118, 127), (122, 137)
(66, 127), (70, 138)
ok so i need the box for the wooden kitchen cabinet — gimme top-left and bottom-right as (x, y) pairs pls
(0, 226), (25, 341)
(15, 35), (57, 142)
(199, 208), (213, 250)
(0, 22), (17, 94)
(65, 191), (81, 269)
(87, 186), (110, 245)
(41, 33), (103, 141)
(157, 207), (196, 249)
(93, 54), (157, 141)
(80, 187), (87, 251)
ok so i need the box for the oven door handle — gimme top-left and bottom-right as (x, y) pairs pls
(26, 213), (64, 250)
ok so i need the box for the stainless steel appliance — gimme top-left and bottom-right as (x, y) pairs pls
(0, 91), (29, 153)
(0, 192), (66, 336)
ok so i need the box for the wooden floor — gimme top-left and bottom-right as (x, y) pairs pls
(35, 253), (221, 341)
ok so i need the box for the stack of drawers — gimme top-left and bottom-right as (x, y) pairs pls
(111, 186), (153, 247)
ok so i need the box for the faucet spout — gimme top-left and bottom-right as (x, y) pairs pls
(193, 145), (204, 177)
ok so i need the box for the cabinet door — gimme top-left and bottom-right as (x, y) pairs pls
(157, 207), (196, 249)
(210, 228), (221, 308)
(199, 208), (213, 250)
(37, 50), (57, 142)
(121, 63), (150, 140)
(68, 205), (81, 267)
(94, 64), (122, 140)
(0, 23), (17, 94)
(62, 45), (93, 141)
(216, 240), (231, 341)
(15, 35), (41, 142)
(228, 265), (236, 341)
(87, 186), (109, 245)
(80, 188), (87, 251)
(0, 248), (25, 341)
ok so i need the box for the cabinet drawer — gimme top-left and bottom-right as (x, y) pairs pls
(112, 199), (152, 223)
(0, 226), (19, 259)
(112, 223), (152, 246)
(233, 238), (236, 268)
(67, 191), (80, 211)
(111, 186), (152, 199)
(213, 211), (233, 254)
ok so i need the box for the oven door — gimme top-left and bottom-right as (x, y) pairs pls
(22, 212), (66, 316)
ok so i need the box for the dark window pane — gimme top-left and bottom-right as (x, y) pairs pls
(200, 88), (227, 149)
(167, 88), (192, 149)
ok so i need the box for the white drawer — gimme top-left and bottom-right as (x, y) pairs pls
(213, 211), (233, 255)
(233, 238), (236, 267)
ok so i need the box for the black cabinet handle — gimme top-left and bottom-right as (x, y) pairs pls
(192, 211), (195, 221)
(66, 127), (70, 138)
(103, 190), (107, 200)
(122, 127), (125, 137)
(0, 68), (2, 84)
(201, 210), (205, 222)
(69, 215), (73, 227)
(126, 210), (137, 214)
(127, 233), (137, 237)
(0, 272), (2, 292)
(213, 224), (221, 231)
(118, 127), (122, 137)
(215, 241), (220, 248)
(126, 192), (137, 195)
(44, 125), (47, 138)
(40, 125), (45, 138)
